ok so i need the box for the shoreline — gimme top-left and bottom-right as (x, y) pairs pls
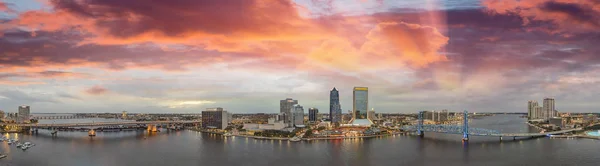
(190, 129), (405, 141)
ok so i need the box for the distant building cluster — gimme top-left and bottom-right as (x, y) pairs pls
(0, 106), (31, 123)
(528, 98), (557, 120)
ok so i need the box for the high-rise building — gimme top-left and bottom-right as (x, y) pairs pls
(308, 108), (318, 122)
(543, 98), (555, 119)
(201, 107), (231, 130)
(292, 104), (304, 126)
(122, 111), (127, 119)
(439, 109), (449, 122)
(528, 100), (539, 120)
(18, 105), (30, 123)
(0, 110), (4, 119)
(534, 106), (543, 119)
(329, 88), (342, 123)
(367, 108), (376, 121)
(353, 87), (368, 119)
(280, 98), (298, 125)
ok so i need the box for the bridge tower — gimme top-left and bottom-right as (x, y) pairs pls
(462, 110), (469, 142)
(417, 111), (424, 137)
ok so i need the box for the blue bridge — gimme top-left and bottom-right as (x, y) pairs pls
(402, 111), (582, 141)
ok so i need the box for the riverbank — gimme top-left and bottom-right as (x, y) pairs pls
(189, 128), (406, 141)
(526, 122), (545, 131)
(550, 134), (600, 140)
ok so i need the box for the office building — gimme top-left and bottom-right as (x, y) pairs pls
(18, 105), (30, 123)
(329, 88), (342, 123)
(528, 100), (539, 120)
(280, 98), (298, 125)
(308, 108), (318, 122)
(353, 87), (368, 119)
(543, 98), (555, 119)
(201, 107), (231, 130)
(293, 104), (304, 126)
(122, 111), (127, 119)
(439, 109), (449, 122)
(367, 108), (376, 121)
(0, 110), (4, 119)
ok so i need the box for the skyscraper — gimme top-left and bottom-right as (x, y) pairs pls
(308, 108), (318, 122)
(292, 104), (304, 126)
(534, 106), (543, 119)
(528, 100), (539, 120)
(543, 98), (555, 119)
(329, 88), (342, 123)
(353, 87), (368, 119)
(280, 98), (298, 125)
(18, 105), (30, 123)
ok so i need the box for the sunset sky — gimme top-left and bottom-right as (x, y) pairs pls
(1, 0), (600, 113)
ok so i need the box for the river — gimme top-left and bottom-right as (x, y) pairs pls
(1, 115), (598, 166)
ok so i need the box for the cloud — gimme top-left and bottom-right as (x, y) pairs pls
(482, 0), (600, 33)
(0, 2), (15, 13)
(85, 85), (109, 95)
(161, 100), (217, 109)
(7, 0), (330, 47)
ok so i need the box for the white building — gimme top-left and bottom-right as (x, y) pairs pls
(543, 98), (555, 119)
(243, 117), (287, 131)
(534, 106), (543, 120)
(18, 105), (30, 123)
(528, 100), (539, 120)
(292, 104), (304, 127)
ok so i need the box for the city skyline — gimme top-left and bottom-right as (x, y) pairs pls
(2, 0), (600, 113)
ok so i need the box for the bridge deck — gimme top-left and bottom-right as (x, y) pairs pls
(0, 121), (200, 127)
(404, 124), (582, 137)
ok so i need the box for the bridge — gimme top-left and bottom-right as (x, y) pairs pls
(31, 115), (97, 120)
(0, 120), (200, 127)
(402, 111), (582, 141)
(0, 120), (200, 136)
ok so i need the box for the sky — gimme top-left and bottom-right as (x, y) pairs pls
(1, 0), (600, 114)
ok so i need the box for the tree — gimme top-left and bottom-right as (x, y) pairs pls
(304, 129), (313, 138)
(317, 126), (326, 131)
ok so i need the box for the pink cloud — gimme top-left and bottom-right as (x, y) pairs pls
(85, 85), (109, 95)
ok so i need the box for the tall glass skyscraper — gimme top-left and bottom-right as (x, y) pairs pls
(329, 88), (342, 123)
(353, 87), (368, 119)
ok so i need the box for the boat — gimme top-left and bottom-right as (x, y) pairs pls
(0, 154), (7, 159)
(16, 143), (22, 147)
(289, 137), (302, 142)
(24, 142), (32, 146)
(223, 133), (232, 137)
(21, 145), (28, 150)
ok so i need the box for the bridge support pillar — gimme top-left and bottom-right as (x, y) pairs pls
(462, 110), (469, 142)
(513, 136), (516, 140)
(500, 136), (503, 141)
